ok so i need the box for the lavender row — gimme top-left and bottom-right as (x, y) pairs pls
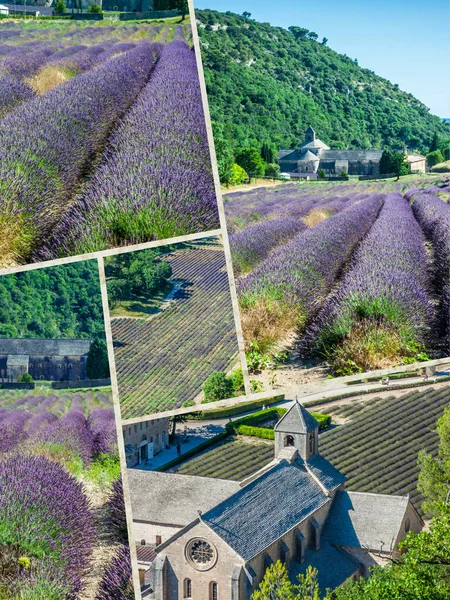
(411, 192), (450, 352)
(0, 454), (96, 597)
(229, 216), (307, 274)
(306, 193), (434, 372)
(40, 41), (219, 258)
(0, 43), (161, 264)
(239, 195), (383, 324)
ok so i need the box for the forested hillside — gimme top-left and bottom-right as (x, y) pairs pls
(0, 261), (105, 339)
(197, 10), (450, 169)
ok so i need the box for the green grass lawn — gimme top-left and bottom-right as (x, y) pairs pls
(109, 280), (173, 318)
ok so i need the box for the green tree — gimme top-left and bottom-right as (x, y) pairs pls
(261, 142), (275, 164)
(390, 151), (409, 179)
(87, 2), (102, 12)
(242, 11), (251, 18)
(202, 371), (234, 402)
(54, 0), (66, 13)
(317, 168), (326, 179)
(86, 338), (110, 380)
(174, 0), (188, 20)
(418, 405), (450, 515)
(17, 373), (33, 383)
(253, 561), (320, 600)
(288, 26), (309, 40)
(235, 148), (266, 179)
(321, 37), (328, 45)
(307, 32), (319, 41)
(339, 170), (349, 180)
(211, 121), (234, 183)
(107, 279), (130, 308)
(265, 163), (281, 178)
(379, 150), (393, 174)
(229, 367), (244, 394)
(430, 131), (440, 152)
(427, 149), (445, 167)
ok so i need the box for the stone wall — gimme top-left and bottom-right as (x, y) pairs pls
(134, 520), (180, 547)
(123, 417), (169, 466)
(51, 378), (111, 389)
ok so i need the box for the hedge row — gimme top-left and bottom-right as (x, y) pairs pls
(156, 431), (229, 472)
(187, 394), (285, 420)
(304, 376), (450, 408)
(225, 407), (332, 440)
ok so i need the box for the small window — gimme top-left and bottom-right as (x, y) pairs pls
(140, 422), (143, 430)
(405, 518), (410, 533)
(29, 363), (33, 368)
(140, 539), (146, 546)
(40, 375), (44, 380)
(145, 421), (148, 428)
(68, 364), (72, 369)
(210, 582), (218, 600)
(184, 578), (192, 599)
(156, 535), (162, 546)
(309, 434), (315, 453)
(58, 364), (62, 369)
(150, 436), (153, 443)
(38, 363), (42, 368)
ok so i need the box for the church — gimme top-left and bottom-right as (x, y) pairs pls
(278, 127), (383, 176)
(128, 402), (423, 599)
(0, 338), (91, 382)
(278, 127), (427, 177)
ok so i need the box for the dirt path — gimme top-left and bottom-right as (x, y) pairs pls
(79, 480), (120, 600)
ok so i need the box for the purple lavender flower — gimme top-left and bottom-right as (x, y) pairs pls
(95, 545), (134, 600)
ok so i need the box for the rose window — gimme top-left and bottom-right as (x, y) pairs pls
(186, 538), (217, 571)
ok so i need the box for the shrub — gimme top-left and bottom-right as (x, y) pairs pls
(229, 367), (245, 394)
(339, 170), (349, 180)
(203, 371), (234, 402)
(235, 148), (266, 179)
(265, 163), (280, 178)
(87, 2), (102, 12)
(53, 0), (66, 13)
(427, 149), (445, 168)
(228, 162), (247, 185)
(17, 373), (33, 383)
(317, 168), (326, 179)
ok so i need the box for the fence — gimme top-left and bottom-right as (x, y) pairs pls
(1, 382), (35, 390)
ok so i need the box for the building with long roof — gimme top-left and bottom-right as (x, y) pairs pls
(130, 402), (423, 599)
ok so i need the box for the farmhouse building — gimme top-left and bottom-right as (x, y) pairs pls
(129, 402), (423, 599)
(279, 127), (426, 176)
(123, 417), (169, 467)
(0, 338), (91, 382)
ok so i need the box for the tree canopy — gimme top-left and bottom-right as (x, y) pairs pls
(0, 261), (105, 339)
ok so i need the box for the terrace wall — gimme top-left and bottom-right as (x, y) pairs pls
(123, 417), (169, 466)
(118, 9), (177, 19)
(51, 378), (111, 389)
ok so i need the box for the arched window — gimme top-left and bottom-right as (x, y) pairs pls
(210, 582), (218, 600)
(309, 433), (315, 454)
(284, 435), (294, 447)
(405, 518), (410, 533)
(29, 363), (33, 368)
(58, 364), (62, 369)
(68, 364), (72, 369)
(38, 364), (42, 368)
(140, 539), (146, 546)
(40, 375), (44, 380)
(183, 579), (192, 599)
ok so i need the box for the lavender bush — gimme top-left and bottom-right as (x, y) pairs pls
(411, 192), (450, 352)
(0, 74), (36, 117)
(42, 41), (219, 257)
(0, 454), (95, 597)
(306, 193), (435, 373)
(107, 477), (128, 543)
(95, 545), (134, 600)
(229, 216), (307, 274)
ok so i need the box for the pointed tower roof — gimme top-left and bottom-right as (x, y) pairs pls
(274, 401), (319, 434)
(306, 125), (315, 135)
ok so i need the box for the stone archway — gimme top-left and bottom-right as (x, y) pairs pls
(284, 435), (294, 447)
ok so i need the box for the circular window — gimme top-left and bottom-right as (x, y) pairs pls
(185, 538), (217, 571)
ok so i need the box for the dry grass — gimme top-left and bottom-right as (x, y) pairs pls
(303, 208), (330, 227)
(26, 65), (72, 95)
(331, 321), (411, 374)
(0, 215), (34, 268)
(241, 296), (302, 352)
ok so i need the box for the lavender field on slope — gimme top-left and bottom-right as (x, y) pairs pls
(225, 178), (450, 375)
(110, 241), (241, 418)
(0, 387), (132, 599)
(0, 19), (217, 267)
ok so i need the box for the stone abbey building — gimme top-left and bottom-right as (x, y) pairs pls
(0, 338), (91, 382)
(129, 403), (422, 599)
(279, 126), (426, 177)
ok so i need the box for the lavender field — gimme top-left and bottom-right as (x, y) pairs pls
(0, 387), (133, 599)
(225, 177), (450, 378)
(109, 239), (241, 418)
(0, 19), (218, 267)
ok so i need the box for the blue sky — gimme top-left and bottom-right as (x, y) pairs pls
(194, 0), (450, 118)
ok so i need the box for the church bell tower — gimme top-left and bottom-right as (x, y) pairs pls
(274, 399), (319, 461)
